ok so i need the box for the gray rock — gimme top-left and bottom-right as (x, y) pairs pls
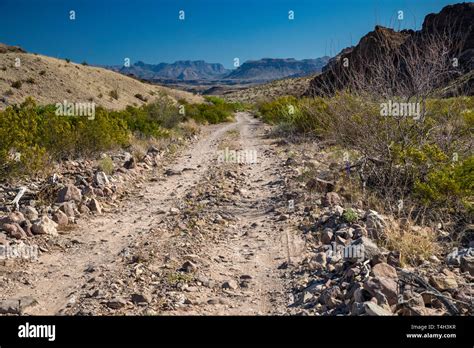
(365, 210), (387, 239)
(22, 206), (39, 221)
(57, 185), (82, 203)
(446, 247), (473, 266)
(350, 237), (381, 262)
(94, 171), (110, 187)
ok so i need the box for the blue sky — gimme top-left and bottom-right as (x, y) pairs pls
(0, 0), (463, 68)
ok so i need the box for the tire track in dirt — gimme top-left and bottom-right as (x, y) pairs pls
(2, 116), (243, 315)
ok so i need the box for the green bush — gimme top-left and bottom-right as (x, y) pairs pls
(98, 156), (114, 175)
(181, 99), (235, 124)
(258, 93), (474, 222)
(0, 96), (236, 179)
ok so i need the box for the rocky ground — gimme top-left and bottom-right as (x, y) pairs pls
(0, 112), (472, 316)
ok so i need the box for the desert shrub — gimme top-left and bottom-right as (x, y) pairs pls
(182, 98), (237, 124)
(81, 61), (88, 66)
(0, 98), (128, 177)
(134, 93), (148, 102)
(342, 208), (358, 223)
(109, 89), (119, 100)
(380, 219), (439, 266)
(0, 96), (234, 179)
(414, 156), (473, 212)
(4, 89), (13, 96)
(25, 77), (35, 84)
(259, 93), (473, 227)
(257, 96), (299, 124)
(144, 94), (182, 129)
(11, 80), (22, 89)
(65, 58), (71, 63)
(39, 70), (46, 76)
(98, 155), (114, 175)
(204, 95), (226, 105)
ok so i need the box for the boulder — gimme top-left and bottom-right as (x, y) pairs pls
(364, 277), (398, 305)
(94, 171), (110, 187)
(365, 210), (387, 239)
(2, 223), (26, 239)
(52, 210), (69, 226)
(0, 211), (26, 227)
(429, 274), (458, 291)
(22, 206), (39, 221)
(87, 198), (102, 214)
(31, 216), (58, 236)
(321, 229), (333, 244)
(57, 185), (82, 203)
(59, 202), (76, 217)
(371, 262), (398, 279)
(350, 236), (381, 262)
(363, 301), (392, 316)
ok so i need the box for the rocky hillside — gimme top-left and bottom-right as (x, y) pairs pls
(223, 75), (315, 103)
(226, 57), (330, 82)
(307, 3), (474, 96)
(0, 45), (202, 110)
(114, 60), (230, 81)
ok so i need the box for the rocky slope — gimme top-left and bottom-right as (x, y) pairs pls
(307, 3), (474, 96)
(0, 45), (202, 110)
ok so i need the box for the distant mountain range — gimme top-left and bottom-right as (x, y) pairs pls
(225, 58), (330, 81)
(107, 56), (330, 83)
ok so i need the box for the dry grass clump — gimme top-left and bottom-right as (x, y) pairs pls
(379, 218), (440, 266)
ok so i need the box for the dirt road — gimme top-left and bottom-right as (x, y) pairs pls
(1, 112), (305, 315)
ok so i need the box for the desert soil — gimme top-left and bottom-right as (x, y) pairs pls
(1, 112), (305, 315)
